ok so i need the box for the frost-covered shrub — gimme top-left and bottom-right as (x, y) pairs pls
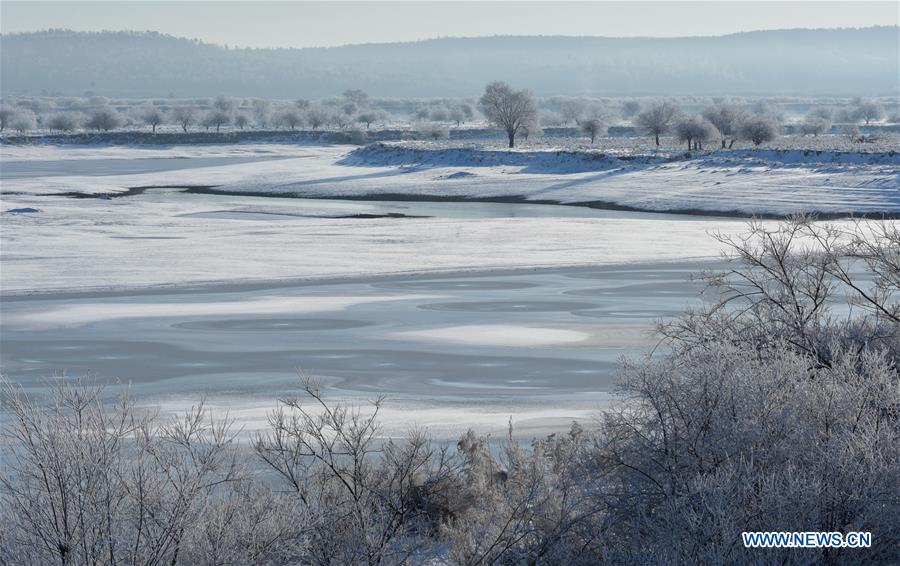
(580, 118), (607, 144)
(9, 108), (37, 133)
(85, 107), (125, 131)
(420, 123), (450, 141)
(739, 114), (779, 145)
(674, 115), (717, 150)
(46, 111), (82, 132)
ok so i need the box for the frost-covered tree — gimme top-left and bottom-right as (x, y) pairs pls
(0, 106), (14, 132)
(356, 110), (385, 130)
(674, 115), (716, 150)
(294, 98), (311, 110)
(635, 100), (679, 146)
(203, 109), (232, 133)
(580, 118), (607, 144)
(539, 110), (565, 127)
(798, 107), (832, 136)
(739, 115), (779, 146)
(853, 100), (884, 125)
(305, 106), (330, 130)
(558, 98), (587, 125)
(842, 123), (861, 143)
(702, 103), (744, 148)
(85, 107), (124, 132)
(520, 120), (542, 141)
(234, 112), (250, 130)
(252, 99), (272, 128)
(279, 110), (303, 131)
(46, 111), (82, 133)
(172, 106), (196, 133)
(479, 81), (538, 148)
(9, 109), (37, 133)
(141, 106), (165, 134)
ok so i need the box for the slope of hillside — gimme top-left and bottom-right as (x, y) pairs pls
(2, 27), (898, 97)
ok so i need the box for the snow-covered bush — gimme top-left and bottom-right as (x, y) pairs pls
(85, 107), (125, 131)
(674, 115), (717, 150)
(45, 111), (82, 132)
(9, 109), (37, 133)
(739, 114), (779, 146)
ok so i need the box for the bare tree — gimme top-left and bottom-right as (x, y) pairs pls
(254, 378), (453, 565)
(0, 380), (243, 566)
(635, 100), (679, 146)
(356, 110), (385, 130)
(853, 100), (884, 125)
(172, 106), (195, 133)
(203, 110), (232, 133)
(141, 106), (165, 134)
(479, 81), (538, 148)
(580, 118), (607, 144)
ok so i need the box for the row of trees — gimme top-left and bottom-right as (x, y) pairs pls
(478, 82), (893, 149)
(1, 90), (894, 147)
(2, 218), (898, 564)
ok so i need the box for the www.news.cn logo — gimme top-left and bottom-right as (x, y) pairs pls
(742, 531), (872, 549)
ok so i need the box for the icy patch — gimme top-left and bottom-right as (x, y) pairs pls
(383, 324), (591, 347)
(9, 294), (442, 330)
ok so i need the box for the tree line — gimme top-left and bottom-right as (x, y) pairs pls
(0, 87), (894, 149)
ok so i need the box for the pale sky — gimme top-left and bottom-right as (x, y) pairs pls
(1, 1), (897, 48)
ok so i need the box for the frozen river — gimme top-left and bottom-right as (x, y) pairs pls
(0, 144), (736, 438)
(1, 260), (715, 437)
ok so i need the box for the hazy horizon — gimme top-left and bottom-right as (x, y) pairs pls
(2, 1), (898, 49)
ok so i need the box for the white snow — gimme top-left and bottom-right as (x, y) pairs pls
(2, 142), (897, 294)
(7, 294), (441, 330)
(383, 324), (592, 347)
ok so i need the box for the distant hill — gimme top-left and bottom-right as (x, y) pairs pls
(2, 27), (898, 98)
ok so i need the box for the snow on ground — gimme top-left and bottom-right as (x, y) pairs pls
(0, 192), (743, 294)
(4, 142), (895, 216)
(382, 324), (592, 348)
(2, 142), (897, 294)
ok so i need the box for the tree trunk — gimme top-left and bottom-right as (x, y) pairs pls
(655, 133), (660, 146)
(507, 131), (515, 148)
(686, 139), (691, 151)
(728, 139), (735, 149)
(721, 139), (726, 149)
